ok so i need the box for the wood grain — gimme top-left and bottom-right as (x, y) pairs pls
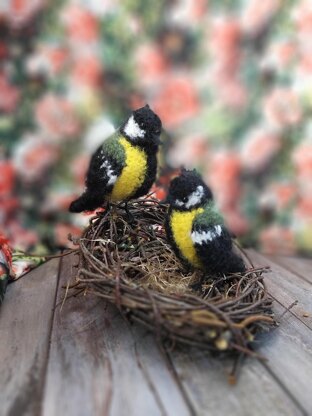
(42, 254), (191, 416)
(270, 256), (312, 285)
(2, 251), (312, 415)
(247, 250), (312, 329)
(168, 348), (302, 416)
(258, 301), (312, 415)
(167, 252), (312, 416)
(0, 259), (60, 416)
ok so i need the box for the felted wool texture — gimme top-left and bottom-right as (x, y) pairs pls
(166, 169), (213, 212)
(69, 105), (161, 213)
(110, 137), (147, 202)
(169, 208), (204, 268)
(165, 169), (246, 275)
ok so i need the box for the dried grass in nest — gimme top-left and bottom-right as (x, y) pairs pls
(71, 196), (276, 357)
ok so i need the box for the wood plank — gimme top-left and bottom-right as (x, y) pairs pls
(247, 250), (312, 329)
(168, 348), (303, 416)
(0, 259), (60, 416)
(167, 252), (312, 416)
(270, 256), (312, 285)
(42, 254), (191, 416)
(258, 301), (312, 415)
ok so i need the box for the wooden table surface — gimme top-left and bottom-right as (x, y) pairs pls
(1, 250), (311, 416)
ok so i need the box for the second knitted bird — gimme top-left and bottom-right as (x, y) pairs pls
(165, 169), (246, 276)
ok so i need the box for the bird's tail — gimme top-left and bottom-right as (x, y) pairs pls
(225, 252), (246, 274)
(69, 191), (104, 213)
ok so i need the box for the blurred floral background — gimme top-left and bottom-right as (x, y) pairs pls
(1, 0), (312, 260)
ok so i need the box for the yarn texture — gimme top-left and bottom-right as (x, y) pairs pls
(69, 105), (162, 213)
(166, 169), (246, 275)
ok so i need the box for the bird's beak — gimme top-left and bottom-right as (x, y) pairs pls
(150, 131), (162, 145)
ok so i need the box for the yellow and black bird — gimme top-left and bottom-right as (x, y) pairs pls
(165, 169), (246, 275)
(69, 105), (162, 213)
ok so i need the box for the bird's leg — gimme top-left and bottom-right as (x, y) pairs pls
(105, 200), (111, 213)
(124, 201), (135, 224)
(190, 273), (205, 293)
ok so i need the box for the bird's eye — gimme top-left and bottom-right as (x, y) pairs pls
(182, 196), (188, 203)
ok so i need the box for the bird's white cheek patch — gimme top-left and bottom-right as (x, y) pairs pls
(124, 115), (145, 139)
(185, 186), (204, 209)
(175, 199), (184, 207)
(191, 225), (222, 245)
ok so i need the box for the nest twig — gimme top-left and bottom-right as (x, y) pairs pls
(71, 196), (276, 356)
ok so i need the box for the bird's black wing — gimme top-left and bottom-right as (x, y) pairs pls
(191, 220), (245, 275)
(86, 134), (125, 192)
(69, 134), (125, 212)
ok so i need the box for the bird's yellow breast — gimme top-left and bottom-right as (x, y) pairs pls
(170, 208), (204, 268)
(110, 137), (147, 202)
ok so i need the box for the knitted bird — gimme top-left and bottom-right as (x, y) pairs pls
(165, 169), (246, 275)
(69, 105), (162, 213)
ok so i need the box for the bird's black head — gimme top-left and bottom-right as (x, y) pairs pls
(167, 169), (213, 211)
(121, 105), (162, 149)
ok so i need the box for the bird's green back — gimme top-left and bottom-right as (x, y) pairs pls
(101, 131), (126, 166)
(194, 200), (224, 227)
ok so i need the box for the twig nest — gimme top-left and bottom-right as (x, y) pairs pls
(72, 197), (276, 356)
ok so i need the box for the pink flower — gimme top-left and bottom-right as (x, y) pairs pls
(0, 234), (12, 270)
(263, 88), (302, 128)
(262, 41), (297, 72)
(208, 18), (246, 109)
(241, 128), (282, 172)
(153, 77), (199, 128)
(54, 223), (82, 249)
(260, 182), (297, 211)
(169, 0), (207, 25)
(215, 76), (247, 109)
(0, 42), (8, 60)
(7, 221), (39, 251)
(241, 0), (281, 36)
(0, 74), (20, 113)
(208, 151), (241, 184)
(35, 94), (80, 139)
(41, 191), (78, 215)
(150, 184), (167, 201)
(298, 55), (312, 76)
(223, 209), (250, 237)
(62, 5), (99, 43)
(135, 43), (169, 85)
(6, 0), (46, 29)
(71, 155), (90, 188)
(0, 198), (19, 221)
(168, 135), (208, 168)
(0, 161), (15, 196)
(293, 0), (312, 35)
(128, 94), (145, 110)
(71, 54), (103, 88)
(209, 18), (241, 72)
(295, 197), (312, 219)
(27, 45), (68, 77)
(13, 135), (59, 182)
(45, 46), (68, 74)
(293, 141), (312, 179)
(206, 151), (242, 210)
(259, 225), (296, 255)
(210, 18), (241, 55)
